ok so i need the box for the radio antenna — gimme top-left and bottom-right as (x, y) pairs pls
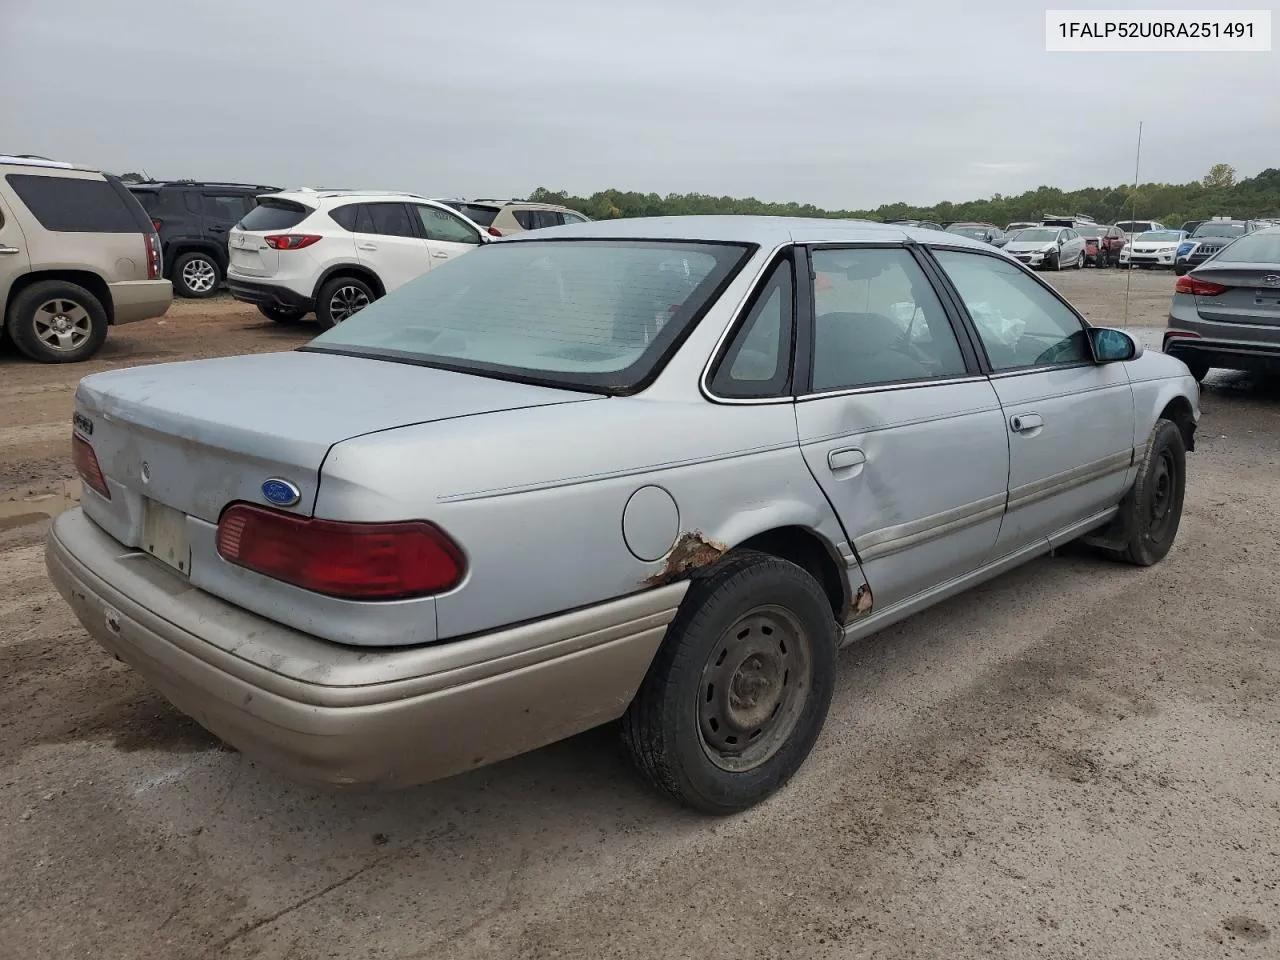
(1122, 120), (1143, 330)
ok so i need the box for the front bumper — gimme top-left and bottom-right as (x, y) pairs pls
(226, 277), (314, 313)
(46, 508), (685, 788)
(1121, 252), (1177, 268)
(108, 279), (173, 324)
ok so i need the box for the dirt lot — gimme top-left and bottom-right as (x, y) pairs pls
(2, 270), (1279, 959)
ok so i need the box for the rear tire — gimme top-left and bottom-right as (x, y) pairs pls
(1105, 419), (1186, 567)
(257, 303), (307, 325)
(172, 251), (221, 299)
(621, 551), (838, 814)
(5, 280), (109, 363)
(315, 276), (375, 330)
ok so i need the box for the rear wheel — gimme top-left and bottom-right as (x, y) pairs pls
(172, 251), (221, 298)
(256, 303), (307, 325)
(1106, 419), (1187, 566)
(315, 276), (375, 330)
(621, 551), (838, 814)
(5, 280), (109, 363)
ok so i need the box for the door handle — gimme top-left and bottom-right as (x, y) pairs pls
(1009, 413), (1043, 433)
(431, 251), (449, 259)
(828, 448), (866, 471)
(357, 242), (378, 251)
(0, 246), (20, 255)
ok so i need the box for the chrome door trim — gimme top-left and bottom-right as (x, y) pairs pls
(855, 492), (1008, 563)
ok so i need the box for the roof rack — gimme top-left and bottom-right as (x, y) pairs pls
(0, 154), (79, 170)
(130, 179), (281, 190)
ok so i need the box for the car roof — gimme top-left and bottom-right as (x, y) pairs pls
(499, 214), (994, 250)
(0, 154), (99, 173)
(127, 180), (279, 192)
(259, 189), (439, 206)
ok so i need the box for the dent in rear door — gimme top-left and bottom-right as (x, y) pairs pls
(794, 245), (1010, 610)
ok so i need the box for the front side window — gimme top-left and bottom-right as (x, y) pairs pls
(709, 258), (793, 398)
(933, 249), (1089, 370)
(415, 205), (480, 244)
(303, 240), (752, 392)
(809, 247), (967, 391)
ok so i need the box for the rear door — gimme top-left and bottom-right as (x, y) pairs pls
(353, 202), (430, 292)
(793, 243), (1009, 609)
(930, 247), (1135, 555)
(200, 192), (256, 248)
(411, 203), (484, 264)
(0, 191), (31, 307)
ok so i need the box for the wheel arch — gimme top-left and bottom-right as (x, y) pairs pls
(733, 526), (852, 623)
(4, 270), (114, 324)
(1158, 393), (1197, 452)
(312, 263), (386, 302)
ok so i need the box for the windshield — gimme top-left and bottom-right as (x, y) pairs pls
(1136, 230), (1181, 243)
(301, 239), (753, 392)
(1193, 222), (1248, 238)
(946, 225), (990, 239)
(1010, 228), (1060, 243)
(1214, 233), (1280, 264)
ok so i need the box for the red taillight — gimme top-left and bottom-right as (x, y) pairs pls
(486, 226), (503, 237)
(215, 503), (466, 600)
(264, 234), (323, 250)
(1174, 275), (1226, 296)
(144, 232), (162, 280)
(72, 434), (110, 499)
(150, 218), (163, 233)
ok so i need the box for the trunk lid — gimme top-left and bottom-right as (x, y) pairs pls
(1191, 265), (1280, 326)
(227, 228), (280, 277)
(227, 196), (316, 277)
(74, 351), (597, 537)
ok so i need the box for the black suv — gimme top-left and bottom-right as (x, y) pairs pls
(1173, 219), (1260, 276)
(127, 180), (278, 298)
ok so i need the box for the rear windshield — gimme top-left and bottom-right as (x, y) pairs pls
(129, 189), (161, 212)
(1115, 221), (1155, 233)
(238, 198), (311, 231)
(1213, 233), (1280, 264)
(1193, 222), (1248, 238)
(302, 240), (753, 393)
(7, 173), (141, 232)
(1010, 228), (1059, 242)
(453, 204), (500, 227)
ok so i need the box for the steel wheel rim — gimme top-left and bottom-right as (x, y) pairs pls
(697, 604), (813, 773)
(33, 298), (92, 351)
(329, 286), (369, 322)
(181, 257), (217, 293)
(1148, 448), (1177, 539)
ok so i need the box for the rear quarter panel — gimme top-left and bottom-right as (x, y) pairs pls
(318, 397), (851, 639)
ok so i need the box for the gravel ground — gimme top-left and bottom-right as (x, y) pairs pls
(2, 269), (1278, 959)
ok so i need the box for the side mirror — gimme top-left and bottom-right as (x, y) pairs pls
(1089, 327), (1141, 363)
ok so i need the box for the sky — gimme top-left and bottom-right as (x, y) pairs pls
(2, 0), (1276, 210)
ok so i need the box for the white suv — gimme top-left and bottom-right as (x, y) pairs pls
(226, 190), (490, 328)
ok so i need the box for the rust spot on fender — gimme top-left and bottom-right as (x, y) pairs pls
(644, 530), (728, 587)
(850, 582), (874, 619)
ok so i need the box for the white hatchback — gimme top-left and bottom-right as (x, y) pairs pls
(226, 189), (490, 328)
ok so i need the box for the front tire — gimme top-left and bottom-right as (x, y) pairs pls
(1106, 419), (1186, 566)
(621, 551), (838, 814)
(1048, 252), (1061, 271)
(5, 280), (109, 363)
(172, 251), (221, 299)
(1075, 251), (1085, 269)
(315, 276), (375, 330)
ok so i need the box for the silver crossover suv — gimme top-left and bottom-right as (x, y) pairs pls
(48, 216), (1198, 812)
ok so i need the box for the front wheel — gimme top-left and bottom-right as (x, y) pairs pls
(621, 551), (838, 814)
(1048, 252), (1061, 271)
(1106, 419), (1187, 566)
(1075, 251), (1085, 269)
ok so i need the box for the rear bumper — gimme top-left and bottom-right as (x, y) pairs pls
(227, 278), (313, 313)
(46, 508), (685, 788)
(108, 279), (172, 324)
(1163, 331), (1280, 375)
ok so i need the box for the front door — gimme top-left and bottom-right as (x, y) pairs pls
(353, 202), (431, 292)
(793, 244), (1010, 609)
(412, 204), (484, 265)
(930, 248), (1136, 555)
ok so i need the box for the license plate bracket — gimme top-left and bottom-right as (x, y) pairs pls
(141, 497), (191, 576)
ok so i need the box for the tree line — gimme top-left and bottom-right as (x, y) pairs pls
(530, 164), (1280, 228)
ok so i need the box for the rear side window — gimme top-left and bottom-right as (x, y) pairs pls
(130, 189), (160, 213)
(329, 204), (361, 231)
(455, 204), (499, 227)
(203, 194), (255, 222)
(238, 198), (311, 231)
(365, 203), (416, 238)
(514, 210), (564, 230)
(7, 174), (140, 232)
(709, 258), (794, 398)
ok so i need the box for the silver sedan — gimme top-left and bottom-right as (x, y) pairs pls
(47, 216), (1200, 812)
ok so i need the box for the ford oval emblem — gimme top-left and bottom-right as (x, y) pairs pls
(261, 478), (301, 507)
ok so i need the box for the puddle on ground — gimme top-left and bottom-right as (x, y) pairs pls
(0, 480), (81, 531)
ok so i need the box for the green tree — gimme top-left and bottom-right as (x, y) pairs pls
(1202, 163), (1237, 188)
